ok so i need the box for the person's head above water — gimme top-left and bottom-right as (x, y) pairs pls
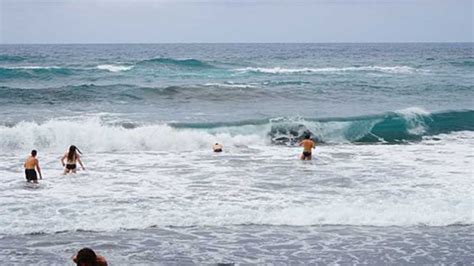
(72, 247), (107, 266)
(304, 134), (311, 140)
(75, 248), (97, 266)
(31, 150), (37, 157)
(67, 145), (82, 161)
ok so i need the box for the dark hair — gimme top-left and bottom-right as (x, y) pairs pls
(67, 145), (82, 161)
(31, 150), (37, 156)
(76, 248), (98, 266)
(304, 134), (311, 139)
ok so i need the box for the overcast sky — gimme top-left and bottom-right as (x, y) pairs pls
(0, 0), (472, 43)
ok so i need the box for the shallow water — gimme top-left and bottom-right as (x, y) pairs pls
(2, 225), (473, 264)
(1, 132), (473, 263)
(1, 132), (472, 236)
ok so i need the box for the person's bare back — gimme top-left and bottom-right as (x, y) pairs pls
(23, 150), (42, 183)
(61, 145), (85, 174)
(24, 156), (37, 169)
(300, 139), (315, 152)
(299, 135), (316, 160)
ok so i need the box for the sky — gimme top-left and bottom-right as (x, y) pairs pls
(0, 0), (472, 43)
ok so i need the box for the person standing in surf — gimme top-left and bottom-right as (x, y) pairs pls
(24, 150), (43, 183)
(299, 134), (315, 160)
(61, 145), (85, 174)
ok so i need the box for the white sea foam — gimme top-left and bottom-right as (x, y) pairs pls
(0, 116), (389, 152)
(204, 82), (258, 89)
(236, 66), (417, 74)
(0, 118), (266, 152)
(395, 107), (431, 135)
(96, 64), (133, 72)
(0, 131), (472, 234)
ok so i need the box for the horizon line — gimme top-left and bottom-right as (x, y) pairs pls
(1, 41), (473, 45)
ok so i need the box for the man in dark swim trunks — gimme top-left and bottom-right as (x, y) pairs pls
(23, 150), (43, 183)
(299, 134), (315, 160)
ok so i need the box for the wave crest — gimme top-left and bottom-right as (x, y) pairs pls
(96, 64), (133, 72)
(236, 65), (418, 74)
(1, 109), (472, 152)
(269, 108), (474, 144)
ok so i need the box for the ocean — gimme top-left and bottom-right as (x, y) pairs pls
(0, 43), (473, 264)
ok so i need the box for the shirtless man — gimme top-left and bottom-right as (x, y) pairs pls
(299, 134), (315, 160)
(24, 150), (42, 183)
(212, 143), (223, 152)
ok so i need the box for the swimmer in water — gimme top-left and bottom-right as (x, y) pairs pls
(299, 134), (315, 160)
(61, 145), (85, 174)
(212, 143), (223, 152)
(24, 150), (42, 183)
(72, 248), (108, 266)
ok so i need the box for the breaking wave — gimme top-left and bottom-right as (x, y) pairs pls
(1, 108), (472, 152)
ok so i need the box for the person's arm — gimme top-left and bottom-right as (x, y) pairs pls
(71, 254), (78, 263)
(60, 153), (66, 167)
(77, 155), (85, 170)
(312, 141), (316, 149)
(35, 159), (43, 179)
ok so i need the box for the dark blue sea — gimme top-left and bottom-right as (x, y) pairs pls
(0, 43), (473, 264)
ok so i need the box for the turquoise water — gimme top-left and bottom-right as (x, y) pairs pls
(1, 43), (473, 144)
(1, 43), (472, 122)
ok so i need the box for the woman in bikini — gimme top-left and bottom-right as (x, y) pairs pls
(61, 145), (85, 174)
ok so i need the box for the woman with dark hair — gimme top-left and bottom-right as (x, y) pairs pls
(72, 248), (108, 266)
(61, 145), (85, 174)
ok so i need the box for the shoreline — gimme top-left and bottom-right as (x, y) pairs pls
(2, 225), (472, 264)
